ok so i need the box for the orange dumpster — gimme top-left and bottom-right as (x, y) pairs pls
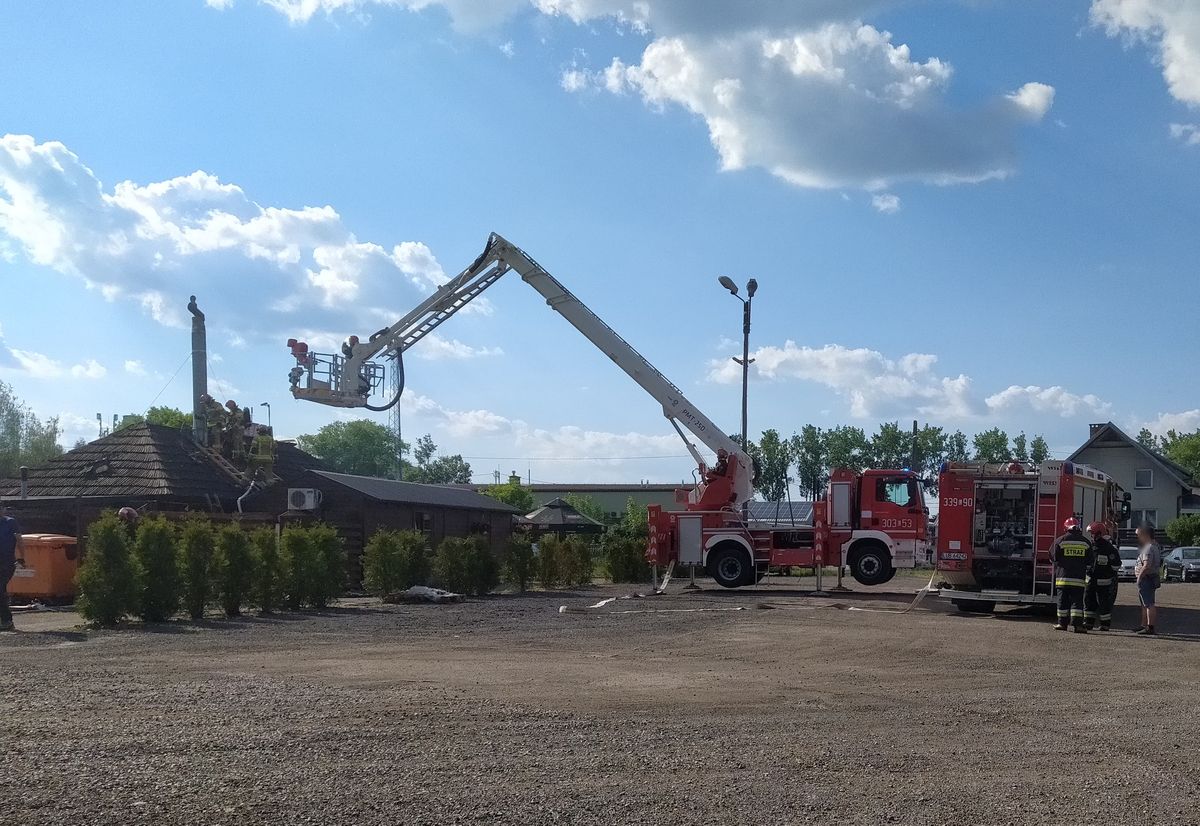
(9, 534), (80, 602)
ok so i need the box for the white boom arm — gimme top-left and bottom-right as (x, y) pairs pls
(288, 233), (753, 505)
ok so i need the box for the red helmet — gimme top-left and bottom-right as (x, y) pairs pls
(1087, 521), (1108, 537)
(1063, 517), (1080, 531)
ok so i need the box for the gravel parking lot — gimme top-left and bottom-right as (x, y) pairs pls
(3, 573), (1199, 825)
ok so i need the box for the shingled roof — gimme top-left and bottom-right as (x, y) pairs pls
(0, 422), (326, 502)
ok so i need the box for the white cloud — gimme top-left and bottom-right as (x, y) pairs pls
(413, 334), (503, 360)
(1140, 409), (1200, 435)
(0, 134), (472, 345)
(1170, 122), (1200, 144)
(707, 341), (1110, 421)
(499, 40), (515, 57)
(566, 23), (1053, 189)
(124, 360), (147, 376)
(56, 412), (99, 448)
(5, 349), (107, 380)
(1092, 0), (1200, 105)
(215, 0), (528, 30)
(984, 385), (1111, 419)
(871, 193), (901, 214)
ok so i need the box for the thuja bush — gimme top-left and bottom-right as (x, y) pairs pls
(537, 535), (564, 590)
(307, 524), (345, 609)
(132, 516), (181, 622)
(503, 535), (535, 592)
(560, 536), (594, 588)
(364, 529), (431, 595)
(214, 523), (257, 617)
(433, 537), (473, 594)
(279, 526), (314, 610)
(178, 518), (217, 620)
(602, 533), (650, 584)
(77, 512), (140, 626)
(250, 527), (282, 614)
(465, 537), (499, 596)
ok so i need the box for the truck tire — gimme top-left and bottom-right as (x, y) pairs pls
(849, 542), (893, 587)
(707, 544), (754, 589)
(952, 599), (995, 614)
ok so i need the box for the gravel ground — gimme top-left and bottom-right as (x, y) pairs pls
(3, 573), (1199, 825)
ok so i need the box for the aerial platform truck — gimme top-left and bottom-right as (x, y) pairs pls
(932, 459), (1131, 612)
(285, 233), (928, 588)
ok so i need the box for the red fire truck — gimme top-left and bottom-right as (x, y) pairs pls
(933, 460), (1131, 612)
(647, 467), (930, 588)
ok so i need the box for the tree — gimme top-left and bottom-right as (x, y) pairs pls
(755, 429), (792, 502)
(868, 421), (911, 470)
(484, 478), (535, 514)
(179, 519), (216, 620)
(790, 425), (827, 500)
(1030, 434), (1050, 464)
(1160, 429), (1200, 479)
(405, 434), (472, 484)
(214, 523), (257, 617)
(824, 426), (870, 473)
(946, 430), (970, 463)
(912, 425), (949, 481)
(563, 493), (607, 524)
(0, 380), (64, 477)
(972, 428), (1010, 463)
(1011, 432), (1030, 462)
(133, 516), (181, 623)
(296, 420), (407, 478)
(146, 406), (192, 430)
(1137, 428), (1159, 452)
(1166, 515), (1200, 547)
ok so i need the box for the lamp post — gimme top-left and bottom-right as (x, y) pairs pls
(259, 402), (271, 430)
(718, 275), (757, 523)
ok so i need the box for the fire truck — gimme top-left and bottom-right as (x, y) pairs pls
(285, 233), (928, 588)
(933, 460), (1132, 612)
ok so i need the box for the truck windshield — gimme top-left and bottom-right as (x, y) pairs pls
(877, 478), (921, 508)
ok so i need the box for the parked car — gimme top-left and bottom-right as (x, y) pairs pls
(1116, 546), (1139, 581)
(1164, 546), (1200, 583)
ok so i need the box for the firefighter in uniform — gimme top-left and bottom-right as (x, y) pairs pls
(1084, 521), (1120, 631)
(1051, 517), (1094, 633)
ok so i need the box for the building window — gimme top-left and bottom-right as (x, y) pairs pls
(1130, 509), (1158, 529)
(1134, 469), (1154, 489)
(413, 511), (432, 534)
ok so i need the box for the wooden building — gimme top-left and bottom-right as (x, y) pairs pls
(250, 470), (520, 584)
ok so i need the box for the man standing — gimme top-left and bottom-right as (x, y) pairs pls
(1052, 517), (1094, 633)
(1134, 523), (1161, 636)
(1084, 521), (1120, 631)
(0, 506), (25, 632)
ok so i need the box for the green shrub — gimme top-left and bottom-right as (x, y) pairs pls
(215, 523), (257, 617)
(76, 512), (140, 626)
(308, 524), (345, 608)
(364, 529), (431, 595)
(279, 526), (314, 610)
(560, 536), (594, 588)
(603, 533), (650, 583)
(1167, 514), (1200, 547)
(178, 519), (216, 620)
(503, 535), (535, 592)
(132, 516), (180, 622)
(250, 527), (282, 613)
(537, 535), (564, 590)
(465, 537), (500, 596)
(433, 537), (473, 593)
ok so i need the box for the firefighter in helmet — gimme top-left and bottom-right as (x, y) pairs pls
(705, 448), (730, 483)
(1051, 517), (1095, 633)
(1084, 520), (1120, 631)
(200, 393), (227, 453)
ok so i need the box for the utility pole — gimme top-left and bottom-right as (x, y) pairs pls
(718, 275), (758, 522)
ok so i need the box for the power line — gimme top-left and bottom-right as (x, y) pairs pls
(147, 353), (191, 408)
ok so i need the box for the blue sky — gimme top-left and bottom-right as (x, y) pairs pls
(0, 0), (1197, 485)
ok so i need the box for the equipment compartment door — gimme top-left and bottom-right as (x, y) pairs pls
(677, 516), (704, 566)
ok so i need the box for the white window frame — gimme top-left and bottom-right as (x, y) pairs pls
(1134, 468), (1154, 489)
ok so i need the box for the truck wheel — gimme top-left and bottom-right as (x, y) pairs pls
(707, 545), (753, 588)
(849, 543), (893, 587)
(952, 599), (995, 614)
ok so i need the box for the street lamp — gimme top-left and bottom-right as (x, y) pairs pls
(717, 276), (757, 453)
(259, 402), (271, 430)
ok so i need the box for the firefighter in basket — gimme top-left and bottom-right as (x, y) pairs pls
(1083, 521), (1120, 631)
(1051, 517), (1095, 633)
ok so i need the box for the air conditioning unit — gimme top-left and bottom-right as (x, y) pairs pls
(288, 488), (322, 511)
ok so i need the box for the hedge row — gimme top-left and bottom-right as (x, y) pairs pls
(76, 513), (344, 626)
